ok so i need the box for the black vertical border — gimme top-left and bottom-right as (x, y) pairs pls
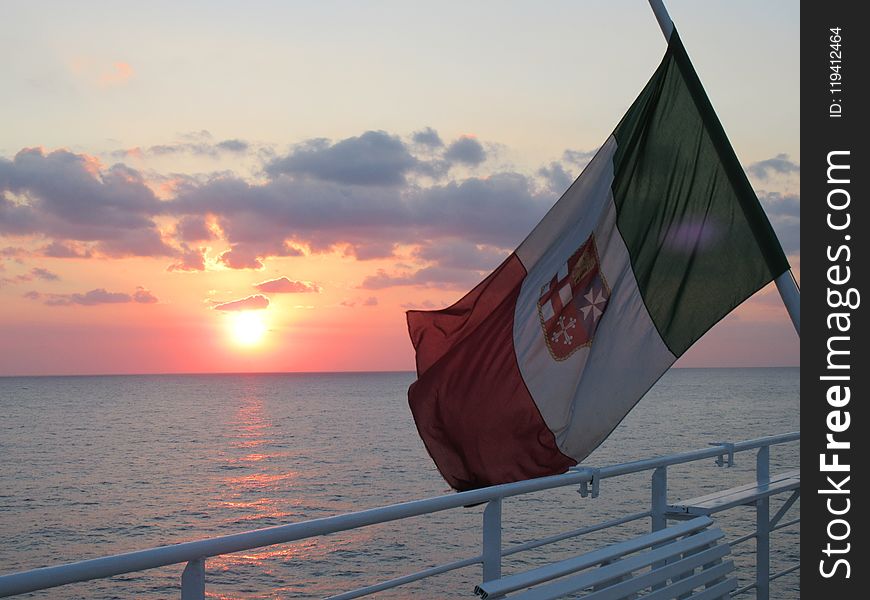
(802, 2), (867, 597)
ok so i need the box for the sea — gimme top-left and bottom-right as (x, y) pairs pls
(0, 368), (799, 599)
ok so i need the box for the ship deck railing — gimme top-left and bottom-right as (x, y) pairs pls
(0, 431), (799, 599)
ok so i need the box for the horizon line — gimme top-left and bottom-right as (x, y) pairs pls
(0, 365), (801, 379)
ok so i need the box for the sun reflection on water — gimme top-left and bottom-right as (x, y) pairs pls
(206, 384), (377, 594)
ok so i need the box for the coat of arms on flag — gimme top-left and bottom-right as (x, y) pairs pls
(537, 234), (610, 360)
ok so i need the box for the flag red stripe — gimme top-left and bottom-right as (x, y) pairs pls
(407, 254), (576, 491)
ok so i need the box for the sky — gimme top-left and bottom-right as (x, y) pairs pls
(0, 1), (799, 376)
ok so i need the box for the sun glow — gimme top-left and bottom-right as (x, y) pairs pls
(230, 311), (267, 346)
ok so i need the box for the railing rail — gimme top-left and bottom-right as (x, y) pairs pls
(0, 431), (800, 599)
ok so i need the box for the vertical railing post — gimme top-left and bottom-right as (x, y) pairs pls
(651, 466), (668, 532)
(181, 558), (205, 600)
(482, 499), (502, 582)
(650, 466), (669, 592)
(756, 446), (771, 600)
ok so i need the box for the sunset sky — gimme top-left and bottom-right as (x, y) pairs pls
(1, 1), (799, 376)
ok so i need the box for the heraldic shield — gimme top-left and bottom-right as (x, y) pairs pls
(537, 234), (611, 360)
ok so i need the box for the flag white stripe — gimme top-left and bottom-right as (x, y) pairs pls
(513, 136), (676, 460)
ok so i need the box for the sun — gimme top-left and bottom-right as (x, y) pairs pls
(229, 312), (267, 346)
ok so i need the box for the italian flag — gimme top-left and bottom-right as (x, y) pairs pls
(407, 31), (791, 492)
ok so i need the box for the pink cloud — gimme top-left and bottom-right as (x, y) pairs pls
(212, 294), (269, 311)
(100, 61), (134, 87)
(401, 300), (439, 309)
(133, 287), (158, 304)
(217, 246), (264, 270)
(167, 245), (207, 272)
(1, 247), (29, 260)
(253, 277), (319, 294)
(216, 242), (304, 271)
(28, 287), (158, 307)
(46, 288), (129, 306)
(1, 267), (60, 286)
(340, 296), (379, 308)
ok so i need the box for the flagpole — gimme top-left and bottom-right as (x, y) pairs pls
(647, 0), (674, 39)
(645, 0), (801, 337)
(774, 270), (801, 335)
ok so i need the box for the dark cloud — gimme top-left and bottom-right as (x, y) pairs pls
(363, 296), (378, 306)
(253, 277), (320, 294)
(216, 139), (249, 153)
(345, 241), (397, 261)
(175, 216), (215, 242)
(31, 267), (59, 281)
(414, 159), (450, 181)
(412, 172), (550, 246)
(212, 294), (269, 311)
(360, 265), (485, 290)
(167, 167), (550, 270)
(414, 240), (507, 272)
(444, 136), (486, 166)
(1, 246), (28, 258)
(758, 191), (800, 254)
(39, 241), (93, 258)
(0, 148), (173, 257)
(748, 154), (800, 180)
(265, 131), (421, 186)
(538, 162), (575, 195)
(51, 289), (130, 306)
(165, 165), (550, 270)
(31, 287), (158, 307)
(96, 228), (173, 258)
(5, 130), (682, 289)
(412, 127), (444, 148)
(3, 132), (558, 277)
(4, 267), (60, 285)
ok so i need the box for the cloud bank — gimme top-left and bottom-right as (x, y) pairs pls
(1, 133), (798, 292)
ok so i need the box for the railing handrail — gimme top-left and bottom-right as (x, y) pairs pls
(0, 431), (799, 598)
(592, 431), (800, 479)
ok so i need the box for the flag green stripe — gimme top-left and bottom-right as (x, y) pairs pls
(610, 30), (789, 357)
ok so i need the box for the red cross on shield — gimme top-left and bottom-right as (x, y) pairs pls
(536, 234), (610, 361)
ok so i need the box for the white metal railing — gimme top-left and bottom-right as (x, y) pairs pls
(0, 432), (799, 599)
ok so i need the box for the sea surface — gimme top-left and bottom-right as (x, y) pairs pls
(0, 368), (799, 599)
